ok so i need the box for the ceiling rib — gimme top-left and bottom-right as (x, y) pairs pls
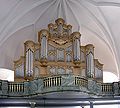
(0, 0), (52, 47)
(85, 0), (120, 7)
(66, 0), (80, 30)
(98, 7), (120, 76)
(34, 0), (57, 24)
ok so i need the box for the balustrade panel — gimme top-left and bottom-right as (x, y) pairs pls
(75, 76), (88, 88)
(43, 76), (62, 88)
(101, 83), (113, 94)
(8, 83), (24, 93)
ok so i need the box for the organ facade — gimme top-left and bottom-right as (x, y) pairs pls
(14, 18), (103, 83)
(0, 18), (120, 98)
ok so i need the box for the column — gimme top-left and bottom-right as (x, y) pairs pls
(24, 41), (34, 78)
(85, 44), (94, 78)
(72, 32), (81, 75)
(90, 102), (93, 108)
(40, 29), (49, 63)
(30, 102), (36, 108)
(73, 32), (81, 64)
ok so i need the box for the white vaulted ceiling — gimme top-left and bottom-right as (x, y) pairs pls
(0, 0), (120, 77)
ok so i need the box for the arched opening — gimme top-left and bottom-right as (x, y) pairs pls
(0, 68), (14, 81)
(103, 71), (118, 83)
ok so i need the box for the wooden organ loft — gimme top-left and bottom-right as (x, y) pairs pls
(14, 18), (103, 83)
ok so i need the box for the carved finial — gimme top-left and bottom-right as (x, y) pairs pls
(47, 18), (73, 40)
(38, 29), (49, 43)
(24, 40), (35, 52)
(55, 18), (65, 25)
(72, 32), (81, 40)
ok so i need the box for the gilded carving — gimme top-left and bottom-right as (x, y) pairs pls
(14, 18), (103, 82)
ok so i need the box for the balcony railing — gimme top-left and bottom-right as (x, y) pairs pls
(43, 76), (61, 88)
(101, 83), (113, 94)
(8, 82), (24, 93)
(0, 74), (119, 97)
(75, 76), (88, 88)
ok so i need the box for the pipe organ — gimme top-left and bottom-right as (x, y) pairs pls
(24, 41), (34, 78)
(40, 30), (48, 61)
(14, 18), (103, 82)
(73, 32), (81, 62)
(86, 44), (95, 78)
